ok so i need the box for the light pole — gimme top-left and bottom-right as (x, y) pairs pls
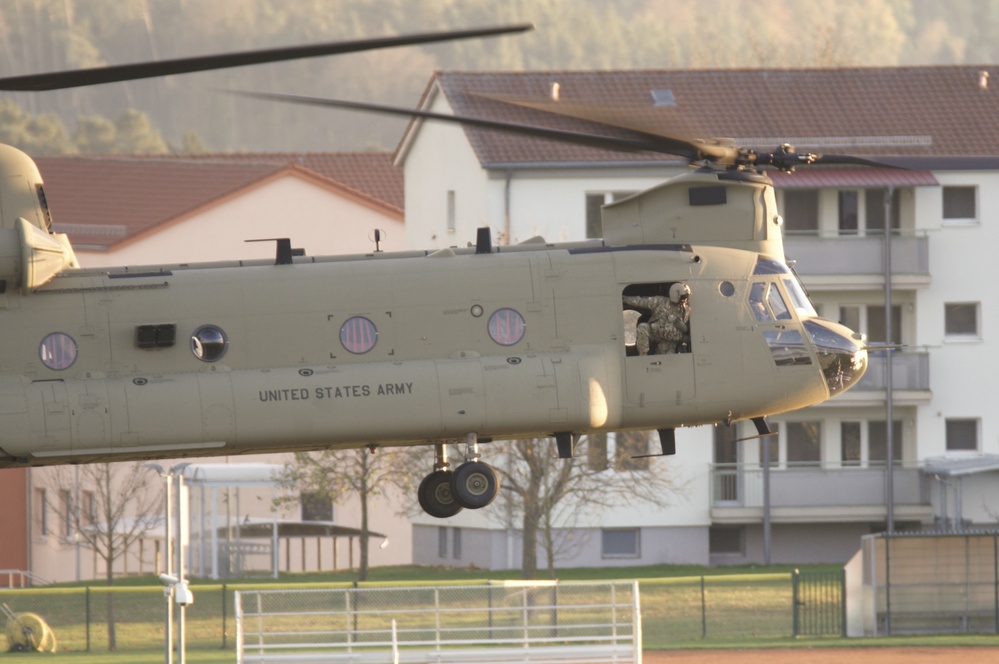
(144, 462), (194, 664)
(143, 463), (173, 664)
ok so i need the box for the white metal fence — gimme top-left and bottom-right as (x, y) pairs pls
(235, 581), (642, 663)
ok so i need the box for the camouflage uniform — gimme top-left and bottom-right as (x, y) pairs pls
(623, 287), (690, 355)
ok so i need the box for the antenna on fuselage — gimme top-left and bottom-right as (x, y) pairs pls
(246, 238), (304, 265)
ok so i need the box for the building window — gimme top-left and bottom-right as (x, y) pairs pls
(838, 191), (859, 234)
(587, 433), (608, 472)
(781, 190), (819, 234)
(865, 188), (901, 234)
(586, 191), (635, 239)
(841, 422), (861, 466)
(946, 419), (979, 452)
(601, 528), (640, 558)
(786, 421), (821, 466)
(452, 528), (462, 560)
(33, 488), (48, 537)
(614, 431), (650, 471)
(59, 489), (73, 538)
(81, 491), (95, 526)
(840, 305), (902, 347)
(944, 302), (979, 339)
(446, 190), (456, 233)
(300, 492), (333, 522)
(438, 526), (448, 558)
(709, 526), (744, 555)
(868, 420), (903, 464)
(942, 186), (977, 222)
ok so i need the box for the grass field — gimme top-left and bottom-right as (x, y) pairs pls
(1, 564), (996, 661)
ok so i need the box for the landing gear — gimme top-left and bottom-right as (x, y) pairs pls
(417, 435), (501, 518)
(452, 461), (499, 509)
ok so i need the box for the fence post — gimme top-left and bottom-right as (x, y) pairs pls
(221, 583), (228, 649)
(700, 576), (706, 638)
(791, 569), (800, 637)
(840, 568), (848, 638)
(85, 586), (91, 652)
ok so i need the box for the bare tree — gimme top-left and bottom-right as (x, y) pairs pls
(47, 461), (163, 650)
(496, 432), (685, 579)
(277, 447), (402, 581)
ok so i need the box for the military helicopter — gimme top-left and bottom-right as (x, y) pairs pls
(0, 24), (870, 519)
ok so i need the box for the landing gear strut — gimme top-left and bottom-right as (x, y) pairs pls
(418, 434), (501, 518)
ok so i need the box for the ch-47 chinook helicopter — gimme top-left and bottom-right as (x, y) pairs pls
(0, 23), (872, 519)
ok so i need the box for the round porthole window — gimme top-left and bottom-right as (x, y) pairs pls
(488, 308), (526, 346)
(191, 324), (228, 362)
(340, 316), (378, 354)
(40, 332), (78, 370)
(719, 281), (736, 297)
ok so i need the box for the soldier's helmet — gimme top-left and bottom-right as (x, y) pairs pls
(669, 282), (691, 304)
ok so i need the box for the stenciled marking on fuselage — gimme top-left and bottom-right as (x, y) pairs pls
(258, 382), (414, 402)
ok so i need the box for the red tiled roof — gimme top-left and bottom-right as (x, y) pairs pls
(428, 67), (999, 166)
(36, 152), (403, 249)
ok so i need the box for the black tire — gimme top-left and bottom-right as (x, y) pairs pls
(418, 470), (462, 518)
(451, 461), (500, 509)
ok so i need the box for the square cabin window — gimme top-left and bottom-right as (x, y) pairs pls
(943, 186), (977, 222)
(946, 419), (979, 452)
(602, 528), (640, 558)
(945, 302), (979, 339)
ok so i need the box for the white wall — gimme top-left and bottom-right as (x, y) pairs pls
(77, 173), (404, 268)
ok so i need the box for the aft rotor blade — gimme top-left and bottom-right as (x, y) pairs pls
(231, 90), (672, 154)
(0, 24), (533, 91)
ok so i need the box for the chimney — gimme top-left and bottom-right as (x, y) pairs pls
(551, 82), (560, 102)
(979, 70), (989, 90)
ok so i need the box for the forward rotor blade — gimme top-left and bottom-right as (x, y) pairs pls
(471, 92), (733, 162)
(231, 90), (672, 154)
(0, 24), (533, 91)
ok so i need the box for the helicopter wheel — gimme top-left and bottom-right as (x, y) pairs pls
(451, 461), (500, 510)
(418, 470), (463, 518)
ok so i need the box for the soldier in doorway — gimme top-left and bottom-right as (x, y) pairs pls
(623, 283), (691, 355)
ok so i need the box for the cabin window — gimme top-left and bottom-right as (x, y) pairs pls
(621, 282), (692, 356)
(340, 316), (378, 354)
(487, 308), (525, 346)
(40, 332), (78, 370)
(191, 324), (229, 362)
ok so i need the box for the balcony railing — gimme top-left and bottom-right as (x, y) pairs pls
(711, 462), (930, 509)
(784, 232), (929, 277)
(853, 350), (930, 392)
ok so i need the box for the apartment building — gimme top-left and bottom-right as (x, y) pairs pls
(399, 66), (999, 566)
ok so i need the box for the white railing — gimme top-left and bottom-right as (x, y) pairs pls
(235, 581), (641, 663)
(0, 570), (50, 588)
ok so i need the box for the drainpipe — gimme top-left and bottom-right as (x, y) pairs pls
(503, 169), (512, 245)
(884, 186), (895, 533)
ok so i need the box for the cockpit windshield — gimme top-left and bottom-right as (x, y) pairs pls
(753, 256), (816, 318)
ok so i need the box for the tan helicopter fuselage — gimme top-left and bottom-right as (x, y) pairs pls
(0, 146), (866, 467)
(0, 236), (838, 467)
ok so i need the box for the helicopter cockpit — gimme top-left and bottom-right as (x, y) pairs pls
(750, 256), (867, 396)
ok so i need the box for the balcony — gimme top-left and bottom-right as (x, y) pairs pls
(784, 232), (929, 289)
(832, 350), (931, 406)
(710, 462), (933, 524)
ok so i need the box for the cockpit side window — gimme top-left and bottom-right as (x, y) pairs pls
(767, 283), (792, 320)
(749, 282), (771, 321)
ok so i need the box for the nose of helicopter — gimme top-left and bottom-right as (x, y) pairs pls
(803, 319), (868, 397)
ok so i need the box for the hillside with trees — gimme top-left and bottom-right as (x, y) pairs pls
(2, 0), (998, 153)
